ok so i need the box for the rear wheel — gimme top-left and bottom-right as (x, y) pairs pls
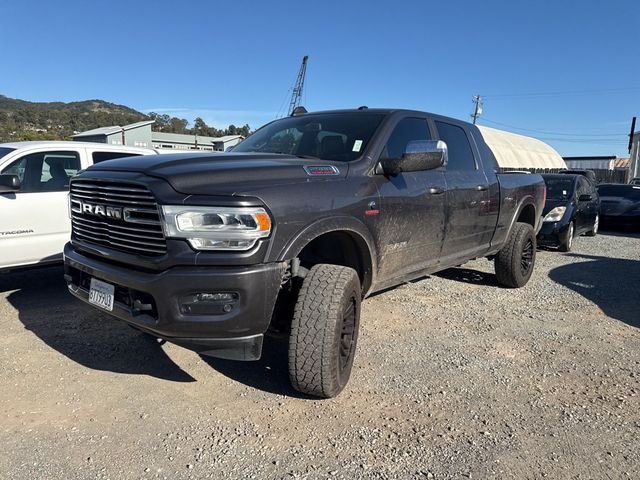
(288, 264), (361, 398)
(495, 222), (536, 288)
(585, 214), (599, 237)
(559, 221), (574, 252)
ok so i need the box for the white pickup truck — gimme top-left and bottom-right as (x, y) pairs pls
(0, 141), (161, 271)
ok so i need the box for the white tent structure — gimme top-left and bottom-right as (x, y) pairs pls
(477, 125), (566, 170)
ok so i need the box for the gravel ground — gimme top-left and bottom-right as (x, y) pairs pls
(1, 229), (639, 480)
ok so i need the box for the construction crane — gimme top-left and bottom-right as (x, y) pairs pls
(287, 55), (308, 116)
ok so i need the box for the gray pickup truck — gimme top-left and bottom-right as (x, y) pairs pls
(64, 108), (545, 397)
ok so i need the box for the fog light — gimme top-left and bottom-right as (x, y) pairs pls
(179, 292), (239, 315)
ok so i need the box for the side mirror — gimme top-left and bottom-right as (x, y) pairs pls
(0, 174), (21, 193)
(578, 194), (592, 202)
(379, 140), (447, 175)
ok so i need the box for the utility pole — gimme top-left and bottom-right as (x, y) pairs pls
(471, 95), (483, 124)
(629, 116), (638, 179)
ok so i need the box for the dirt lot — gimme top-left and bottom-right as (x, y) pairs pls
(1, 230), (639, 480)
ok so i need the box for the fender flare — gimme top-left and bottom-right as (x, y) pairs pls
(276, 216), (378, 294)
(505, 195), (539, 240)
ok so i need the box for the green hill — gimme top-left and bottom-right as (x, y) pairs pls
(0, 95), (147, 141)
(0, 95), (251, 142)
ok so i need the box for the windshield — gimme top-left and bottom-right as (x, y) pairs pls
(0, 147), (16, 164)
(233, 113), (385, 162)
(543, 177), (575, 200)
(597, 184), (640, 199)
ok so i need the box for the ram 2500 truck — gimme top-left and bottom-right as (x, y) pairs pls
(64, 108), (545, 398)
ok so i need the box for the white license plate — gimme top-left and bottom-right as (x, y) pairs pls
(88, 278), (115, 311)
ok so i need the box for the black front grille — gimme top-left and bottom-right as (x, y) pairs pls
(70, 179), (167, 256)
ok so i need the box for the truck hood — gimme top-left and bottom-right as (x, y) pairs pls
(87, 152), (348, 195)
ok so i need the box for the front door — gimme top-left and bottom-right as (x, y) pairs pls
(574, 176), (597, 233)
(0, 150), (81, 269)
(372, 116), (447, 283)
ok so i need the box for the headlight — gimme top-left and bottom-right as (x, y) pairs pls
(543, 206), (567, 223)
(161, 206), (272, 251)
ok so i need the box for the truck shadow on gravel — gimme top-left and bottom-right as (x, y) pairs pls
(548, 252), (639, 329)
(3, 266), (195, 382)
(201, 336), (313, 399)
(435, 268), (500, 287)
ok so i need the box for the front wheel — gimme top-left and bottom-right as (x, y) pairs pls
(495, 222), (536, 288)
(288, 264), (361, 398)
(559, 221), (574, 252)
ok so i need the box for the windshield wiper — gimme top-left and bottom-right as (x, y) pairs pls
(267, 151), (321, 160)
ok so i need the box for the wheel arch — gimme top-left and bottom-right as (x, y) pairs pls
(503, 196), (539, 242)
(276, 216), (377, 295)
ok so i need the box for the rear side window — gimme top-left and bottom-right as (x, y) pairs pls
(597, 185), (640, 199)
(384, 117), (431, 159)
(1, 151), (80, 192)
(435, 121), (476, 171)
(92, 151), (142, 163)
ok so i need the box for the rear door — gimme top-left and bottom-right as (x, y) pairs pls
(435, 120), (494, 263)
(374, 116), (447, 281)
(0, 149), (82, 268)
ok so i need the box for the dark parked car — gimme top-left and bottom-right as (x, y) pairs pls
(629, 177), (640, 185)
(62, 108), (545, 398)
(597, 183), (640, 228)
(538, 174), (599, 251)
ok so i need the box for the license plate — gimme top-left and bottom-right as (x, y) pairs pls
(88, 278), (115, 311)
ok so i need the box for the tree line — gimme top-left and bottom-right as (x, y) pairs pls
(148, 112), (251, 138)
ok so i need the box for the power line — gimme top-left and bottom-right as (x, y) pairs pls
(483, 86), (640, 99)
(534, 137), (626, 144)
(479, 118), (626, 137)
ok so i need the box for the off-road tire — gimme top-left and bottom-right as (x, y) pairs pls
(495, 222), (536, 288)
(585, 215), (599, 237)
(288, 264), (361, 398)
(559, 221), (574, 252)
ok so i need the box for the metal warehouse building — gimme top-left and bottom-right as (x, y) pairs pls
(73, 120), (244, 151)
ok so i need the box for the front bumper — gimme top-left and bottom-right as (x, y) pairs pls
(63, 243), (286, 360)
(536, 221), (569, 246)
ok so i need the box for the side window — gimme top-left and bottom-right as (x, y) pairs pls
(384, 117), (431, 159)
(577, 178), (590, 197)
(92, 151), (142, 164)
(0, 151), (80, 193)
(2, 157), (27, 183)
(434, 121), (476, 171)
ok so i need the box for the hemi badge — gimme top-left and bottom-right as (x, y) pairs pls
(304, 165), (340, 176)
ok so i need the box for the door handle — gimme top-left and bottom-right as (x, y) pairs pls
(476, 185), (488, 191)
(428, 187), (445, 195)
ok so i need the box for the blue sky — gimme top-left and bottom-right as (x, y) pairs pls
(1, 0), (638, 156)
